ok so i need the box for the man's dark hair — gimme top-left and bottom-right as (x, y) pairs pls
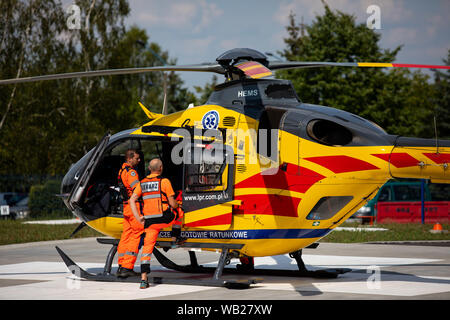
(125, 149), (137, 160)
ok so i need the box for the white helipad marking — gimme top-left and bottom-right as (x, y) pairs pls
(0, 254), (448, 298)
(0, 262), (66, 281)
(204, 254), (440, 271)
(302, 254), (438, 270)
(296, 273), (450, 297)
(0, 277), (213, 300)
(0, 261), (212, 299)
(205, 254), (450, 297)
(334, 227), (388, 232)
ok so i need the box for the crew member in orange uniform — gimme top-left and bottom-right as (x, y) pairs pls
(116, 149), (143, 278)
(129, 158), (179, 289)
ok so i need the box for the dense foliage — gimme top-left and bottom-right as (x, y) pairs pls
(278, 4), (449, 139)
(0, 0), (194, 184)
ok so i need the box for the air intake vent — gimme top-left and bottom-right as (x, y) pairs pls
(222, 116), (236, 127)
(306, 119), (353, 146)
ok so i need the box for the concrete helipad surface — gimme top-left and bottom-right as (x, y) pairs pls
(0, 237), (449, 300)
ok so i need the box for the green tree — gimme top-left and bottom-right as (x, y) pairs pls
(0, 1), (195, 182)
(28, 179), (71, 218)
(194, 75), (219, 105)
(107, 26), (197, 126)
(278, 4), (436, 138)
(432, 50), (450, 139)
(0, 0), (77, 177)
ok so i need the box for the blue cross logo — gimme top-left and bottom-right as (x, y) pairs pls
(202, 110), (220, 130)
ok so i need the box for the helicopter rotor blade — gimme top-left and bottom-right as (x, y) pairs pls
(268, 60), (450, 71)
(1, 54), (448, 86)
(0, 64), (225, 85)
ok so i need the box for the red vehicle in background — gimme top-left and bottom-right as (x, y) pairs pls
(353, 180), (449, 224)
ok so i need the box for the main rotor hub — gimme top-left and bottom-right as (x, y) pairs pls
(216, 48), (270, 81)
(216, 48), (269, 67)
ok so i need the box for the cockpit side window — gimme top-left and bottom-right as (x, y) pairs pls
(306, 196), (353, 220)
(183, 143), (228, 193)
(264, 83), (299, 100)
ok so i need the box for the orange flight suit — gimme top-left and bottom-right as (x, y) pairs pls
(117, 163), (144, 270)
(133, 173), (177, 273)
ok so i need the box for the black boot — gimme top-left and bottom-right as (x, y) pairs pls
(117, 267), (140, 278)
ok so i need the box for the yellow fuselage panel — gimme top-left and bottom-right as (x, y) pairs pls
(90, 105), (449, 257)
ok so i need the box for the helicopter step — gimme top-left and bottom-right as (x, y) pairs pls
(55, 242), (261, 289)
(94, 237), (250, 274)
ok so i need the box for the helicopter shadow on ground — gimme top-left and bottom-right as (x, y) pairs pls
(268, 254), (326, 296)
(75, 260), (450, 297)
(247, 255), (450, 297)
(295, 264), (450, 297)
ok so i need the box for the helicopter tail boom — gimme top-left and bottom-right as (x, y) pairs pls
(373, 137), (450, 183)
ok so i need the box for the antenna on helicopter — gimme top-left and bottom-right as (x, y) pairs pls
(136, 40), (169, 115)
(434, 115), (440, 154)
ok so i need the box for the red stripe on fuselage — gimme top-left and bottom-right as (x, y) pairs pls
(303, 156), (379, 173)
(234, 164), (325, 194)
(372, 153), (419, 168)
(423, 153), (450, 164)
(184, 213), (231, 228)
(234, 194), (301, 217)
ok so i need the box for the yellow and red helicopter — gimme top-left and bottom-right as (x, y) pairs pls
(1, 48), (449, 288)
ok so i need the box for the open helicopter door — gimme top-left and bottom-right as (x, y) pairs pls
(66, 133), (111, 211)
(181, 141), (235, 230)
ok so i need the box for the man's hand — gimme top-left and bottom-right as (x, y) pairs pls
(130, 193), (144, 226)
(168, 195), (178, 209)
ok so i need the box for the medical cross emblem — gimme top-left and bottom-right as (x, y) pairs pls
(202, 110), (220, 130)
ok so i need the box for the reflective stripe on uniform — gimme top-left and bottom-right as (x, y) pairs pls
(140, 176), (164, 217)
(143, 213), (163, 219)
(130, 180), (139, 188)
(125, 251), (138, 257)
(142, 194), (160, 200)
(141, 253), (151, 264)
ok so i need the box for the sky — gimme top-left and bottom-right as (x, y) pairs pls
(120, 0), (450, 94)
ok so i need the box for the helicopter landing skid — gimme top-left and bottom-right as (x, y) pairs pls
(153, 248), (351, 279)
(55, 245), (260, 289)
